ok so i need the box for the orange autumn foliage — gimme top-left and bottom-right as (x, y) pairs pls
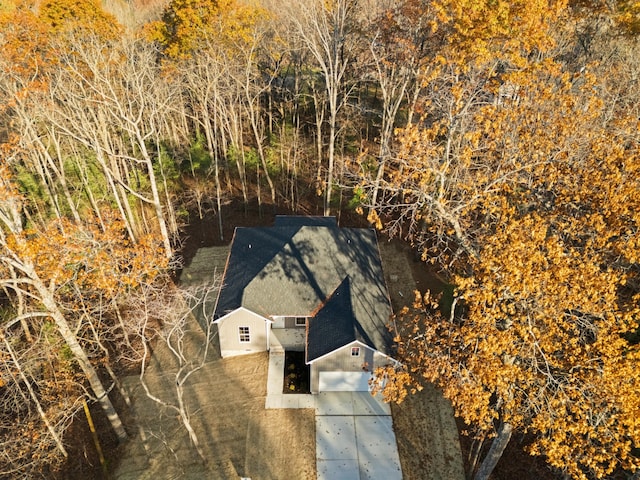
(5, 216), (168, 299)
(374, 43), (640, 480)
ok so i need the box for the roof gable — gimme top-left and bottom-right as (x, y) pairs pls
(306, 277), (357, 362)
(306, 340), (382, 365)
(212, 306), (273, 324)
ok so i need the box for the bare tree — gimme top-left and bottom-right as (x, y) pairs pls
(134, 280), (220, 464)
(182, 44), (233, 241)
(43, 35), (179, 258)
(280, 0), (359, 215)
(236, 30), (280, 211)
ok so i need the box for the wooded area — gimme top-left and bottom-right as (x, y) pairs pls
(0, 0), (639, 478)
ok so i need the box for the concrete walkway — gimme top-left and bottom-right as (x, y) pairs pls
(315, 392), (402, 480)
(265, 351), (315, 409)
(265, 352), (402, 480)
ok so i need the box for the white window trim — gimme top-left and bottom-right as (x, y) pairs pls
(239, 326), (251, 343)
(295, 317), (306, 326)
(351, 347), (360, 357)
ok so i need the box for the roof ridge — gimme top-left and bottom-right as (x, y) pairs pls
(308, 274), (350, 318)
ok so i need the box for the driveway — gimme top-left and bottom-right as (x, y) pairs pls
(315, 392), (402, 480)
(265, 354), (403, 479)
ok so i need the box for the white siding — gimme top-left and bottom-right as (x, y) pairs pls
(216, 308), (269, 358)
(309, 342), (391, 393)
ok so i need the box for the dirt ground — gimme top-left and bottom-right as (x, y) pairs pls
(111, 247), (316, 480)
(112, 349), (316, 479)
(109, 222), (465, 480)
(378, 239), (466, 480)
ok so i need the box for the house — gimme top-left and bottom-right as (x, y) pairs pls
(212, 216), (395, 393)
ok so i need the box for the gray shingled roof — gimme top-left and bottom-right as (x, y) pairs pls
(273, 215), (338, 228)
(306, 277), (369, 362)
(213, 217), (393, 357)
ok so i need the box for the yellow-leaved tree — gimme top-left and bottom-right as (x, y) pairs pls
(373, 58), (640, 480)
(146, 0), (262, 59)
(38, 0), (122, 38)
(364, 1), (640, 474)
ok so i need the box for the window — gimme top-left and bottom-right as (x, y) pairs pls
(351, 347), (360, 357)
(239, 326), (250, 343)
(295, 317), (306, 326)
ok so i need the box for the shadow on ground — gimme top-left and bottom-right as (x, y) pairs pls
(110, 247), (315, 480)
(378, 239), (466, 480)
(111, 237), (464, 480)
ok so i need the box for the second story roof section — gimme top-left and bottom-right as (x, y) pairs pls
(273, 215), (338, 228)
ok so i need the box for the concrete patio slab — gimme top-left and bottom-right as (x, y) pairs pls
(352, 392), (391, 416)
(316, 393), (402, 480)
(356, 416), (402, 480)
(316, 416), (358, 460)
(317, 459), (360, 480)
(316, 392), (355, 415)
(281, 394), (315, 409)
(316, 391), (391, 416)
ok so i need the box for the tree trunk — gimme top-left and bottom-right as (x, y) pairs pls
(325, 108), (336, 216)
(24, 269), (129, 442)
(467, 435), (485, 479)
(202, 107), (224, 241)
(155, 137), (179, 242)
(4, 264), (33, 343)
(137, 136), (173, 259)
(176, 379), (207, 463)
(95, 147), (137, 243)
(47, 300), (128, 442)
(2, 333), (68, 457)
(473, 421), (513, 480)
(313, 85), (325, 199)
(46, 127), (83, 224)
(247, 99), (276, 207)
(95, 109), (139, 242)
